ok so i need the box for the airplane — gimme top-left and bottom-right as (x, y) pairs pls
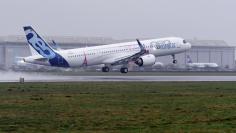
(22, 26), (191, 73)
(186, 55), (218, 69)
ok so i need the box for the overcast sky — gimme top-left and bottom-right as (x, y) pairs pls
(0, 0), (236, 43)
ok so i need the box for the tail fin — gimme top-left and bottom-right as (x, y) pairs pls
(186, 55), (192, 63)
(23, 26), (56, 59)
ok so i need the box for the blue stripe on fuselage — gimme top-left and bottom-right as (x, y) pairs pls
(48, 52), (70, 68)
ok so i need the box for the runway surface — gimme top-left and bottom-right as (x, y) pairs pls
(2, 75), (236, 82)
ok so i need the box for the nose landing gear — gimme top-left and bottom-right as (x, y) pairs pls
(172, 54), (177, 64)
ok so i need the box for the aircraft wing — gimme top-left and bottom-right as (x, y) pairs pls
(103, 53), (137, 65)
(109, 39), (147, 66)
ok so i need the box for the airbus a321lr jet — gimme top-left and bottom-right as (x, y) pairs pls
(23, 26), (191, 73)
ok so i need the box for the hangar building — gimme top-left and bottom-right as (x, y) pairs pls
(157, 39), (235, 70)
(0, 36), (235, 70)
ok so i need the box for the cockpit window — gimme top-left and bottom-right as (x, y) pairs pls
(183, 40), (187, 44)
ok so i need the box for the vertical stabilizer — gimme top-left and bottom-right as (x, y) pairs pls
(23, 26), (70, 67)
(23, 26), (56, 59)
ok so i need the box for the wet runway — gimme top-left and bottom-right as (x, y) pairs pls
(2, 75), (236, 82)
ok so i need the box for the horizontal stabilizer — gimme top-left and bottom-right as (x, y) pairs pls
(34, 57), (49, 62)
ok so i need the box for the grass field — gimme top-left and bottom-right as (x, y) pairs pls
(0, 82), (236, 133)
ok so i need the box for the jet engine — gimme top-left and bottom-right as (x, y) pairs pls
(135, 54), (156, 67)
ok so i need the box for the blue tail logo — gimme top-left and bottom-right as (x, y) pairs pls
(23, 26), (70, 67)
(24, 26), (56, 59)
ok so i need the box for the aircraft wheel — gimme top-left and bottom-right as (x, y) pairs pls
(173, 60), (177, 64)
(102, 66), (110, 72)
(120, 67), (128, 74)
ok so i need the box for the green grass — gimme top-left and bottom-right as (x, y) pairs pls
(0, 82), (236, 132)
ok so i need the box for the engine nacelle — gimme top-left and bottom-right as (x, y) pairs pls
(135, 54), (156, 67)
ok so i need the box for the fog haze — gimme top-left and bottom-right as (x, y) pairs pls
(0, 0), (236, 43)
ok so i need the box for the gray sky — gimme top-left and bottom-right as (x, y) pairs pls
(0, 0), (236, 43)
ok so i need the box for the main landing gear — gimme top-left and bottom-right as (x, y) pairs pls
(102, 66), (129, 73)
(172, 54), (177, 64)
(102, 66), (128, 74)
(120, 67), (128, 74)
(102, 66), (110, 72)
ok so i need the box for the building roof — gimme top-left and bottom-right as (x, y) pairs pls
(187, 39), (232, 47)
(0, 35), (122, 45)
(0, 36), (233, 48)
